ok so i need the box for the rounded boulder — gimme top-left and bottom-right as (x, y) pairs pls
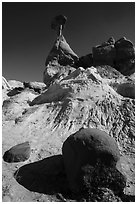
(62, 128), (121, 193)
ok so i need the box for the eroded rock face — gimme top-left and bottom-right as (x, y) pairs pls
(62, 128), (124, 193)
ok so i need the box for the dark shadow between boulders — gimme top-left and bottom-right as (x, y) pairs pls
(14, 155), (69, 195)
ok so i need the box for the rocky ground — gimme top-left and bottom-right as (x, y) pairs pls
(2, 65), (135, 202)
(2, 28), (135, 202)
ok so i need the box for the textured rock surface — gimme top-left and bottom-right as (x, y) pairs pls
(3, 142), (31, 163)
(2, 66), (135, 201)
(43, 63), (75, 87)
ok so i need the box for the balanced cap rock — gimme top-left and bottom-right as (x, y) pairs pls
(51, 15), (67, 36)
(45, 15), (78, 67)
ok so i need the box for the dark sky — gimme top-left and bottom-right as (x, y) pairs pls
(2, 2), (135, 82)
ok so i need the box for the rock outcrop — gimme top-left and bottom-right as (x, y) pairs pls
(74, 37), (135, 76)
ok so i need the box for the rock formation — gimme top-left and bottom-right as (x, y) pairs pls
(74, 37), (135, 76)
(2, 16), (135, 202)
(43, 15), (78, 86)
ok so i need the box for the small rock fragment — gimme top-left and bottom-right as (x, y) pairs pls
(3, 142), (31, 163)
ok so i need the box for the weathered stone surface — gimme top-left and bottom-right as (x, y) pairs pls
(43, 63), (76, 87)
(79, 164), (126, 200)
(3, 142), (31, 163)
(62, 128), (123, 193)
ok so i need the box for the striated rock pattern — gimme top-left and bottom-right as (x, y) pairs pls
(2, 65), (135, 201)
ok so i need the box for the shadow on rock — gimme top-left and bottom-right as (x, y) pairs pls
(14, 155), (69, 195)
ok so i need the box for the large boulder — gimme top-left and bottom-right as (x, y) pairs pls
(62, 128), (126, 194)
(114, 37), (135, 75)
